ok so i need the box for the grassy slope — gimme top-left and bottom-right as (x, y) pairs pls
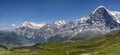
(92, 43), (120, 55)
(0, 30), (120, 55)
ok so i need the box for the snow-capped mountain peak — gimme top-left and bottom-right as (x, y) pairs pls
(92, 6), (109, 14)
(17, 21), (45, 29)
(96, 6), (106, 9)
(54, 20), (66, 26)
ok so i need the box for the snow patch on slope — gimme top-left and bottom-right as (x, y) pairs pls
(109, 11), (120, 23)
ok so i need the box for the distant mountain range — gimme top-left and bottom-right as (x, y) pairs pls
(0, 6), (120, 47)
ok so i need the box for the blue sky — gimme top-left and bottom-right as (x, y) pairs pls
(0, 0), (120, 28)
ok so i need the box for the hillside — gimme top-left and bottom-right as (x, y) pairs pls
(0, 29), (119, 55)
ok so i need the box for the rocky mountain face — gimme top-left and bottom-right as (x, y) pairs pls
(0, 6), (120, 46)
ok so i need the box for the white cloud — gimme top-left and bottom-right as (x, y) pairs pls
(11, 24), (16, 27)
